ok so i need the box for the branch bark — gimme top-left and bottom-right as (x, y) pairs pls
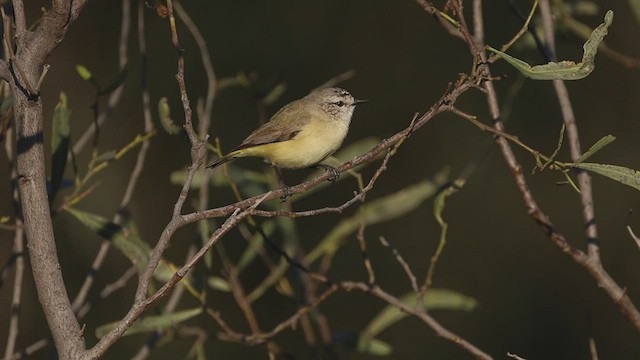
(10, 1), (89, 359)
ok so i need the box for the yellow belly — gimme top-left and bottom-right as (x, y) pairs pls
(235, 120), (348, 169)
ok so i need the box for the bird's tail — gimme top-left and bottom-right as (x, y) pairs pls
(206, 154), (235, 169)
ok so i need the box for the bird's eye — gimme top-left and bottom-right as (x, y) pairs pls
(335, 101), (345, 107)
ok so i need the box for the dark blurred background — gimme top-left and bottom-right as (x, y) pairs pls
(1, 0), (640, 359)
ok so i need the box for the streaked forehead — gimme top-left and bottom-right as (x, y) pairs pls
(312, 87), (352, 98)
(333, 88), (351, 97)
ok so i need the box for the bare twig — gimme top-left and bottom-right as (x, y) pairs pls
(467, 0), (640, 333)
(174, 1), (217, 131)
(538, 0), (601, 260)
(2, 124), (25, 360)
(342, 281), (493, 360)
(77, 267), (138, 319)
(70, 0), (134, 313)
(356, 218), (376, 285)
(379, 236), (419, 293)
(71, 0), (130, 157)
(85, 194), (266, 359)
(130, 248), (194, 360)
(589, 336), (599, 360)
(507, 353), (527, 360)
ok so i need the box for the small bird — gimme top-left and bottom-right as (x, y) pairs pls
(208, 87), (367, 199)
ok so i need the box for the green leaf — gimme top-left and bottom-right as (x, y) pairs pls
(629, 0), (640, 25)
(305, 173), (447, 264)
(66, 208), (199, 298)
(95, 307), (202, 338)
(66, 208), (150, 270)
(236, 220), (277, 270)
(75, 64), (93, 81)
(362, 289), (477, 339)
(357, 337), (393, 356)
(94, 150), (117, 163)
(207, 276), (231, 292)
(50, 92), (71, 204)
(488, 10), (613, 80)
(158, 97), (182, 135)
(358, 289), (477, 355)
(51, 93), (70, 151)
(98, 66), (128, 95)
(261, 83), (287, 106)
(573, 163), (640, 191)
(75, 64), (100, 88)
(0, 91), (13, 113)
(575, 135), (616, 163)
(170, 168), (210, 189)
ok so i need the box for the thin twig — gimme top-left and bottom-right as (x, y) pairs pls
(2, 124), (25, 360)
(130, 247), (194, 360)
(69, 0), (135, 314)
(467, 0), (640, 334)
(356, 218), (375, 285)
(538, 0), (601, 261)
(488, 0), (539, 62)
(379, 236), (419, 293)
(86, 195), (266, 359)
(71, 0), (130, 157)
(588, 336), (599, 360)
(342, 281), (493, 360)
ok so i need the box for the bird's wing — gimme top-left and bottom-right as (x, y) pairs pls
(233, 107), (311, 150)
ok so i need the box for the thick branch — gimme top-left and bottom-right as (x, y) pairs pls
(14, 94), (85, 359)
(9, 1), (90, 359)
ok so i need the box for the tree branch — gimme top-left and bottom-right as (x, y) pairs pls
(9, 1), (89, 359)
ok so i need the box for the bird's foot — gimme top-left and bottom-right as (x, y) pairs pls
(318, 164), (340, 183)
(280, 185), (293, 203)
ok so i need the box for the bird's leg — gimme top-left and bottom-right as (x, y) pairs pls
(272, 166), (292, 202)
(316, 164), (340, 183)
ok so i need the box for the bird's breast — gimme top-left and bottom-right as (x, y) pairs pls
(261, 119), (349, 169)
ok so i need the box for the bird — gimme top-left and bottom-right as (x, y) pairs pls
(207, 87), (367, 200)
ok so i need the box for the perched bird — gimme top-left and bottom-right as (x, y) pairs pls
(208, 87), (366, 199)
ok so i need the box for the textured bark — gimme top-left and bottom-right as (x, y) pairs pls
(10, 1), (89, 359)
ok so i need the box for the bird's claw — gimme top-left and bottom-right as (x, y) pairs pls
(280, 186), (293, 203)
(318, 165), (340, 183)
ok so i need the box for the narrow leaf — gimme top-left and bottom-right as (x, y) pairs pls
(66, 208), (150, 270)
(158, 97), (182, 135)
(488, 10), (613, 80)
(261, 83), (287, 106)
(631, 0), (640, 25)
(0, 92), (13, 113)
(575, 135), (616, 163)
(207, 276), (231, 292)
(95, 307), (203, 338)
(99, 66), (128, 95)
(361, 289), (477, 341)
(66, 208), (198, 298)
(357, 338), (392, 356)
(75, 64), (93, 81)
(573, 163), (640, 191)
(49, 92), (71, 204)
(94, 150), (117, 163)
(75, 64), (100, 88)
(305, 173), (447, 264)
(357, 289), (476, 356)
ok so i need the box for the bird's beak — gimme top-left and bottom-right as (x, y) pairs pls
(353, 99), (369, 106)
